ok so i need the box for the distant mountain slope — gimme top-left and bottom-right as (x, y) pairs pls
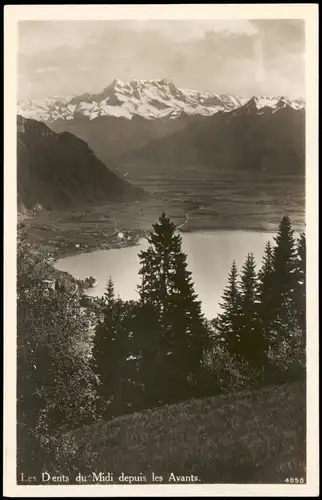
(17, 80), (305, 171)
(17, 115), (145, 210)
(48, 113), (201, 165)
(112, 98), (305, 179)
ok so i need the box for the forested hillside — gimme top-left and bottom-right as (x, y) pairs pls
(17, 213), (306, 483)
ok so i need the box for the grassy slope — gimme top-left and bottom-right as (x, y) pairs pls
(60, 382), (306, 484)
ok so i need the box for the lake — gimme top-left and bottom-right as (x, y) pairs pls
(55, 230), (277, 319)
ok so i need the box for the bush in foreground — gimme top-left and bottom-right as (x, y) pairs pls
(17, 242), (99, 478)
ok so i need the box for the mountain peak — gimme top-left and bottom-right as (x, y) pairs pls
(129, 78), (173, 85)
(239, 97), (259, 114)
(240, 95), (300, 114)
(276, 96), (292, 108)
(17, 82), (305, 123)
(101, 78), (125, 93)
(111, 78), (125, 87)
(247, 96), (259, 106)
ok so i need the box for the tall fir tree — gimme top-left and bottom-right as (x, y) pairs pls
(92, 278), (129, 418)
(217, 261), (241, 358)
(104, 276), (115, 306)
(271, 215), (298, 340)
(258, 241), (274, 292)
(137, 212), (210, 404)
(238, 253), (266, 366)
(132, 301), (164, 407)
(257, 241), (275, 346)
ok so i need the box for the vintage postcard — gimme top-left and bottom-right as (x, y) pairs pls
(3, 4), (319, 497)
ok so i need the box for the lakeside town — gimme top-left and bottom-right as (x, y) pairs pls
(17, 206), (152, 336)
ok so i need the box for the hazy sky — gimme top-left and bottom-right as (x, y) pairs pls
(18, 19), (305, 100)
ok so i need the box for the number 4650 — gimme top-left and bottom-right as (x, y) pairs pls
(285, 478), (305, 484)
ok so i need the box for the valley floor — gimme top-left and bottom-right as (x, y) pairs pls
(57, 381), (306, 484)
(18, 171), (305, 261)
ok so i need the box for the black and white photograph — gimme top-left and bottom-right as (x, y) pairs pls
(3, 4), (319, 497)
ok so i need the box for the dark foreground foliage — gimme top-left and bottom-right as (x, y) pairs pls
(16, 213), (306, 483)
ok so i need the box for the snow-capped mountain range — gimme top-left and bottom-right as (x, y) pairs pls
(17, 79), (305, 122)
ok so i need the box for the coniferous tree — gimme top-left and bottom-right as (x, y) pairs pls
(104, 276), (115, 306)
(271, 215), (298, 340)
(238, 253), (265, 366)
(259, 216), (306, 383)
(132, 301), (163, 407)
(257, 241), (275, 349)
(217, 261), (241, 358)
(92, 279), (129, 418)
(138, 247), (158, 305)
(137, 212), (210, 404)
(114, 300), (144, 414)
(136, 245), (163, 406)
(258, 241), (274, 294)
(167, 247), (210, 399)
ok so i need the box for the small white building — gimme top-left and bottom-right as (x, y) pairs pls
(43, 279), (55, 290)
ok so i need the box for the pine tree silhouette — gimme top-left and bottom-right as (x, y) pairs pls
(138, 247), (158, 306)
(258, 241), (274, 292)
(104, 276), (115, 307)
(238, 253), (265, 366)
(258, 241), (275, 353)
(218, 260), (241, 358)
(271, 215), (298, 340)
(138, 212), (209, 404)
(92, 278), (129, 418)
(133, 301), (163, 407)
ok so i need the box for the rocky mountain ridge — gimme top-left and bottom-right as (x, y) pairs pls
(18, 78), (305, 122)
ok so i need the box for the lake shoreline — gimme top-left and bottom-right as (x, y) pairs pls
(52, 238), (142, 262)
(53, 224), (305, 263)
(52, 229), (296, 319)
(18, 213), (305, 291)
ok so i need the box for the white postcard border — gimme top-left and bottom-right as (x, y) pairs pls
(3, 4), (319, 497)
